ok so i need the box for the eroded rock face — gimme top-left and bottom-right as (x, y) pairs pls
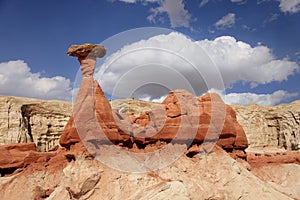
(0, 146), (296, 200)
(60, 84), (248, 151)
(0, 143), (60, 176)
(232, 101), (300, 150)
(59, 43), (129, 147)
(198, 93), (248, 149)
(247, 149), (300, 167)
(0, 96), (71, 152)
(60, 42), (248, 151)
(110, 98), (161, 117)
(251, 164), (300, 200)
(113, 91), (248, 150)
(59, 83), (129, 147)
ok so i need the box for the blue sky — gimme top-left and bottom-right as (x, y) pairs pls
(0, 0), (299, 105)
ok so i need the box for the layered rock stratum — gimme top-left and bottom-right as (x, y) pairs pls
(232, 102), (300, 150)
(1, 95), (299, 153)
(1, 143), (299, 200)
(0, 96), (71, 152)
(112, 99), (300, 151)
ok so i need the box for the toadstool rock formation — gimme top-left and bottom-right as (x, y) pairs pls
(60, 43), (120, 147)
(59, 43), (248, 154)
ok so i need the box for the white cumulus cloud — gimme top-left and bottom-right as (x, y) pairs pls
(141, 88), (298, 106)
(0, 60), (72, 101)
(95, 32), (299, 103)
(198, 36), (299, 87)
(223, 90), (298, 106)
(208, 88), (298, 106)
(214, 13), (236, 30)
(278, 0), (300, 13)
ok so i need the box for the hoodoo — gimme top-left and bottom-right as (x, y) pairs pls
(60, 43), (248, 154)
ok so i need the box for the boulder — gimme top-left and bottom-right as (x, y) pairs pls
(67, 43), (106, 59)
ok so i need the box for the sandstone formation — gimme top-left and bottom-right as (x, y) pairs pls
(232, 101), (300, 150)
(58, 43), (249, 174)
(60, 43), (248, 152)
(60, 66), (248, 152)
(0, 143), (60, 176)
(0, 145), (297, 200)
(61, 87), (248, 151)
(67, 43), (106, 60)
(247, 149), (300, 167)
(59, 43), (130, 148)
(110, 98), (161, 117)
(251, 163), (300, 200)
(198, 93), (248, 149)
(1, 96), (298, 153)
(0, 96), (71, 152)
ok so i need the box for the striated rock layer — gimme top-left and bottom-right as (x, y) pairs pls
(60, 84), (248, 152)
(1, 95), (300, 154)
(0, 96), (71, 152)
(0, 144), (298, 200)
(0, 142), (65, 176)
(232, 101), (300, 150)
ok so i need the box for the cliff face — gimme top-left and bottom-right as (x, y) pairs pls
(232, 101), (300, 150)
(0, 96), (72, 152)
